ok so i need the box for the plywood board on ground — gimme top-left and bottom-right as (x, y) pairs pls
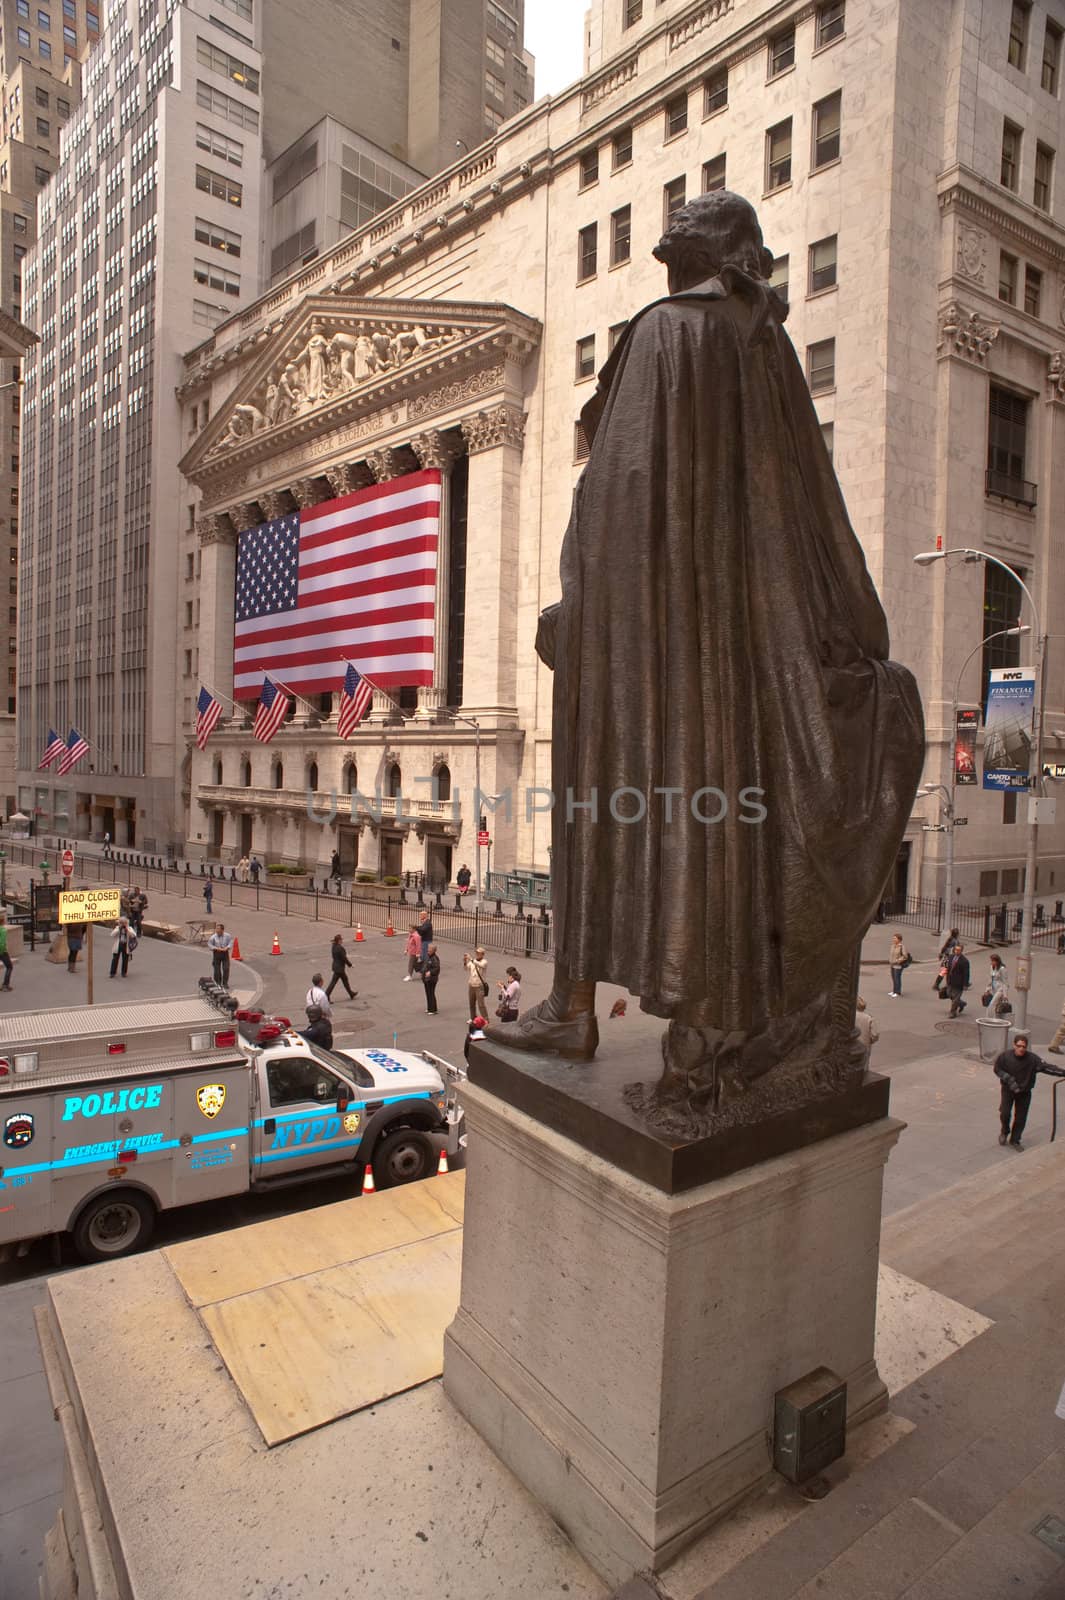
(200, 1228), (464, 1446)
(166, 1171), (465, 1306)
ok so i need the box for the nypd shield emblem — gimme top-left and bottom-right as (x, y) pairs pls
(196, 1083), (227, 1120)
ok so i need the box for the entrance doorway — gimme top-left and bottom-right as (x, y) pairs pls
(240, 814), (253, 855)
(425, 838), (452, 891)
(338, 825), (360, 875)
(209, 812), (223, 860)
(381, 832), (403, 878)
(881, 841), (912, 918)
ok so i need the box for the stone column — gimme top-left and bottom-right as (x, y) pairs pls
(366, 447), (407, 483)
(291, 475), (331, 510)
(459, 404), (526, 718)
(258, 489), (295, 520)
(195, 513), (238, 807)
(324, 461), (375, 498)
(412, 428), (464, 719)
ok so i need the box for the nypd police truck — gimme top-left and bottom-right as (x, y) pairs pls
(0, 992), (464, 1263)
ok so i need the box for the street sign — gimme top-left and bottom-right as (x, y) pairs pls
(61, 848), (74, 876)
(59, 887), (121, 924)
(477, 831), (491, 846)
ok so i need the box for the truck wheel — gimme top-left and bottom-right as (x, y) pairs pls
(372, 1128), (435, 1189)
(72, 1191), (156, 1262)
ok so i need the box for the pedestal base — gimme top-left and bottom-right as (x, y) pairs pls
(443, 1079), (903, 1589)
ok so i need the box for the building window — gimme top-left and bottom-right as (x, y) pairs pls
(38, 38), (51, 57)
(196, 37), (260, 94)
(196, 122), (243, 165)
(1034, 142), (1053, 209)
(768, 27), (795, 77)
(979, 869), (1000, 897)
(196, 79), (260, 130)
(62, 0), (74, 13)
(613, 126), (633, 169)
(193, 257), (240, 296)
(486, 35), (505, 68)
(62, 23), (74, 44)
(608, 321), (627, 352)
(57, 97), (69, 117)
(484, 103), (502, 131)
(37, 7), (50, 26)
(35, 86), (48, 105)
(1008, 1), (1030, 69)
(769, 254), (789, 303)
(610, 203), (631, 265)
(193, 299), (228, 329)
(665, 91), (688, 139)
(704, 65), (727, 115)
(981, 560), (1026, 713)
(36, 116), (48, 135)
(812, 92), (842, 168)
(574, 420), (591, 461)
(624, 0), (642, 26)
(808, 234), (837, 292)
(1024, 264), (1042, 317)
(487, 0), (517, 40)
(663, 175), (686, 227)
(766, 119), (792, 190)
(34, 166), (49, 185)
(221, 0), (253, 17)
(702, 153), (726, 192)
(15, 0), (28, 14)
(816, 1), (845, 47)
(575, 334), (595, 380)
(16, 27), (29, 45)
(1001, 120), (1021, 189)
(485, 68), (505, 102)
(194, 216), (241, 256)
(87, 7), (98, 25)
(987, 386), (1034, 506)
(195, 165), (243, 206)
(1043, 20), (1062, 94)
(820, 421), (835, 460)
(807, 338), (836, 393)
(577, 222), (598, 282)
(12, 215), (25, 234)
(579, 147), (599, 189)
(998, 250), (1018, 304)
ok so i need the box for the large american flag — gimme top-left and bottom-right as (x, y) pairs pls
(195, 686), (224, 751)
(233, 471), (441, 698)
(56, 727), (89, 776)
(38, 728), (65, 770)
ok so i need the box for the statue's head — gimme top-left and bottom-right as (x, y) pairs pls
(653, 190), (773, 292)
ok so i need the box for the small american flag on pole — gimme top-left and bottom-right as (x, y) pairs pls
(56, 728), (89, 776)
(195, 686), (224, 751)
(337, 662), (374, 740)
(38, 729), (65, 770)
(253, 677), (290, 744)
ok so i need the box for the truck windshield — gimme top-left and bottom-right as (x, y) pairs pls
(307, 1043), (375, 1088)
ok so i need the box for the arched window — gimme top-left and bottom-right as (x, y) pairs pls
(212, 757), (223, 785)
(308, 761), (319, 792)
(387, 762), (402, 797)
(273, 760), (284, 790)
(344, 762), (358, 795)
(435, 763), (451, 802)
(240, 758), (252, 788)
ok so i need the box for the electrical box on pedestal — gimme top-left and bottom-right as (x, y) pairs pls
(773, 1366), (847, 1483)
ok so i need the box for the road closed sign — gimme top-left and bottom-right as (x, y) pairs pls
(59, 888), (122, 924)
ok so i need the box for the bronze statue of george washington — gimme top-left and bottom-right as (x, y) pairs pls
(488, 191), (923, 1122)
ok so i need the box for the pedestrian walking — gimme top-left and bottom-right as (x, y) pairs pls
(416, 911), (433, 966)
(238, 855), (250, 884)
(854, 996), (879, 1054)
(888, 933), (910, 997)
(128, 885), (147, 938)
(994, 1032), (1045, 1151)
(109, 916), (136, 978)
(456, 863), (472, 896)
(249, 856), (262, 885)
(203, 879), (214, 916)
(497, 966), (522, 1022)
(934, 929), (959, 994)
(66, 920), (86, 974)
(306, 971), (332, 1020)
(330, 850), (342, 887)
(301, 1005), (334, 1050)
(422, 944), (441, 1013)
(982, 953), (1010, 1017)
(208, 923), (234, 988)
(325, 932), (356, 1000)
(463, 945), (488, 1019)
(0, 916), (12, 991)
(102, 831), (111, 858)
(464, 1014), (487, 1063)
(1047, 990), (1065, 1055)
(946, 941), (971, 1017)
(403, 925), (421, 981)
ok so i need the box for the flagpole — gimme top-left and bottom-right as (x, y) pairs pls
(201, 681), (243, 715)
(272, 680), (322, 718)
(343, 661), (412, 722)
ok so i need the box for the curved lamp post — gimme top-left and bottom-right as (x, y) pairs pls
(915, 547), (1045, 1027)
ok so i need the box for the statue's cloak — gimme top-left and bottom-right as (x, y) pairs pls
(548, 270), (924, 1032)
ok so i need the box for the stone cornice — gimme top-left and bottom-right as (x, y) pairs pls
(939, 170), (1065, 268)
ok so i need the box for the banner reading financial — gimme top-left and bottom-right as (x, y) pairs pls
(954, 708), (979, 786)
(59, 888), (122, 924)
(982, 668), (1034, 790)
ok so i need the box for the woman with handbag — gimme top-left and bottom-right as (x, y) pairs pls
(934, 929), (959, 993)
(983, 953), (1010, 1017)
(463, 946), (488, 1020)
(888, 934), (910, 997)
(497, 967), (521, 1023)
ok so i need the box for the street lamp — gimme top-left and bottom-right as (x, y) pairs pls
(451, 714), (482, 899)
(40, 858), (51, 885)
(915, 547), (1045, 1027)
(0, 848), (6, 903)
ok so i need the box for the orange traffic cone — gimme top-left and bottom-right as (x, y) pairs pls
(436, 1148), (449, 1177)
(231, 936), (242, 962)
(270, 931), (282, 955)
(355, 923), (365, 942)
(361, 1165), (376, 1196)
(384, 918), (395, 937)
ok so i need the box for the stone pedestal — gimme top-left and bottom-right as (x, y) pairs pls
(443, 1074), (903, 1590)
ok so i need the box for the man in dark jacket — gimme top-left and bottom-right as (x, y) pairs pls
(946, 943), (971, 1018)
(994, 1033), (1044, 1150)
(422, 944), (441, 1015)
(416, 913), (433, 967)
(325, 933), (356, 1000)
(456, 864), (472, 895)
(301, 1005), (334, 1050)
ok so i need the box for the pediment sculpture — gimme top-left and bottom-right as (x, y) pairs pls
(213, 315), (469, 453)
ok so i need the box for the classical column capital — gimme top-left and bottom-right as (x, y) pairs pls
(227, 499), (264, 532)
(460, 403), (526, 454)
(366, 447), (406, 482)
(258, 489), (296, 520)
(936, 300), (1000, 366)
(291, 475), (331, 509)
(324, 461), (375, 497)
(1048, 350), (1065, 404)
(196, 512), (236, 547)
(411, 429), (464, 472)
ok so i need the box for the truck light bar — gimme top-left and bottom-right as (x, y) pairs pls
(214, 1028), (237, 1048)
(257, 1024), (282, 1042)
(14, 1052), (39, 1075)
(107, 1042), (126, 1056)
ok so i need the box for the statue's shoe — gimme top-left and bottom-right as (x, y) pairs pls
(486, 999), (599, 1061)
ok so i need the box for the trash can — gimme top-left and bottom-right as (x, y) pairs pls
(976, 1016), (1009, 1062)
